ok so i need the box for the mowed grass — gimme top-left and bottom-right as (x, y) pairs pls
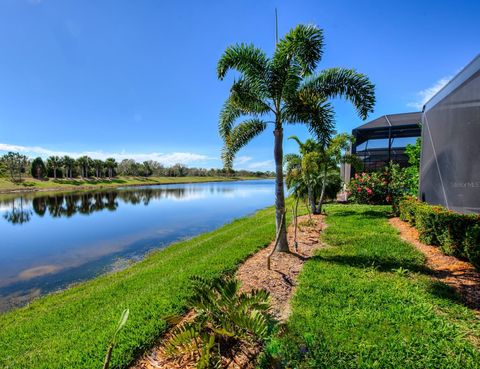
(0, 205), (282, 369)
(0, 176), (261, 193)
(265, 205), (480, 368)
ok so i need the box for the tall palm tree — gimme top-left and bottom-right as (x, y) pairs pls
(47, 156), (62, 179)
(217, 24), (375, 252)
(62, 156), (75, 179)
(104, 158), (117, 179)
(93, 159), (104, 178)
(76, 156), (91, 179)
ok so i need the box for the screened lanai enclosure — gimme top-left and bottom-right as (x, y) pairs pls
(346, 112), (422, 181)
(420, 54), (480, 214)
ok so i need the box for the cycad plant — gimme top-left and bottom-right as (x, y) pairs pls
(217, 24), (375, 251)
(164, 276), (271, 369)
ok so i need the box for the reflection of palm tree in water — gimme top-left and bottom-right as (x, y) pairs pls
(3, 197), (32, 225)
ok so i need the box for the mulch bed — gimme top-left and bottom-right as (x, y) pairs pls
(389, 217), (480, 310)
(131, 213), (325, 369)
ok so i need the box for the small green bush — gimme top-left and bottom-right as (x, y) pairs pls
(398, 196), (418, 224)
(464, 225), (480, 269)
(398, 197), (480, 266)
(414, 203), (443, 246)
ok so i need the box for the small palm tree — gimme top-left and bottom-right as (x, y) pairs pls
(285, 136), (322, 214)
(217, 24), (375, 252)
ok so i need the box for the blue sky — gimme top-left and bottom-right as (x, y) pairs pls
(0, 0), (478, 170)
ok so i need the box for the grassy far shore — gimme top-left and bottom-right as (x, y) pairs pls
(264, 205), (480, 368)
(0, 175), (267, 194)
(0, 203), (291, 369)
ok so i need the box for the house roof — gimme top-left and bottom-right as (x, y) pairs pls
(352, 112), (422, 146)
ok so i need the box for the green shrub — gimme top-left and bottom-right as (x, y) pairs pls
(414, 203), (443, 246)
(398, 196), (418, 224)
(398, 198), (480, 266)
(464, 225), (480, 269)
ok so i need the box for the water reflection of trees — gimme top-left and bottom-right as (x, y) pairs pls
(0, 186), (233, 224)
(2, 198), (32, 225)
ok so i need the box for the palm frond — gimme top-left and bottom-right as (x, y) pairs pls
(221, 119), (267, 170)
(302, 68), (375, 119)
(283, 91), (335, 143)
(229, 78), (271, 114)
(217, 43), (269, 84)
(273, 24), (324, 76)
(288, 135), (303, 149)
(219, 99), (242, 140)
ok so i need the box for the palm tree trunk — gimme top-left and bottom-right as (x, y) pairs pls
(308, 185), (317, 214)
(317, 164), (328, 214)
(54, 168), (57, 179)
(273, 124), (289, 252)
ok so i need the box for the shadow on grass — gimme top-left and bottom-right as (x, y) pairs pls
(327, 209), (389, 219)
(312, 253), (470, 307)
(426, 280), (464, 305)
(313, 253), (430, 274)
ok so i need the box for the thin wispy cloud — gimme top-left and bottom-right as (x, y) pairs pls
(247, 160), (274, 170)
(234, 156), (252, 165)
(0, 143), (215, 166)
(407, 76), (452, 110)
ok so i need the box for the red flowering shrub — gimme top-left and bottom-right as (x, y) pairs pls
(348, 164), (412, 206)
(347, 172), (389, 204)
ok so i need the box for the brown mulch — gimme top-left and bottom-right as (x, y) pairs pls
(389, 217), (480, 310)
(131, 213), (325, 369)
(237, 213), (325, 322)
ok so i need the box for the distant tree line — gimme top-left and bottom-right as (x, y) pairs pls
(0, 152), (273, 182)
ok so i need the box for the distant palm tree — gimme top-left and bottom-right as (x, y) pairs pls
(47, 156), (62, 179)
(62, 156), (75, 179)
(104, 158), (117, 179)
(217, 24), (375, 251)
(76, 156), (91, 179)
(93, 159), (104, 178)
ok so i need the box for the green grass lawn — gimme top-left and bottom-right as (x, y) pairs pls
(0, 205), (284, 369)
(264, 205), (480, 369)
(0, 176), (262, 193)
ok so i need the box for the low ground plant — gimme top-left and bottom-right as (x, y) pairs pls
(165, 276), (272, 368)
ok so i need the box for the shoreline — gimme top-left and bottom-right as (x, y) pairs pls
(0, 176), (272, 195)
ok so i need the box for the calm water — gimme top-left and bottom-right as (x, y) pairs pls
(0, 179), (274, 311)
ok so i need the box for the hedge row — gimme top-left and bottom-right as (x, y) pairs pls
(398, 197), (480, 269)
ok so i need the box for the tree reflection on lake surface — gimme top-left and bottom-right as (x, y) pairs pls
(0, 180), (274, 311)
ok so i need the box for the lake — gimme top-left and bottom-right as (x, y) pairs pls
(0, 179), (274, 311)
